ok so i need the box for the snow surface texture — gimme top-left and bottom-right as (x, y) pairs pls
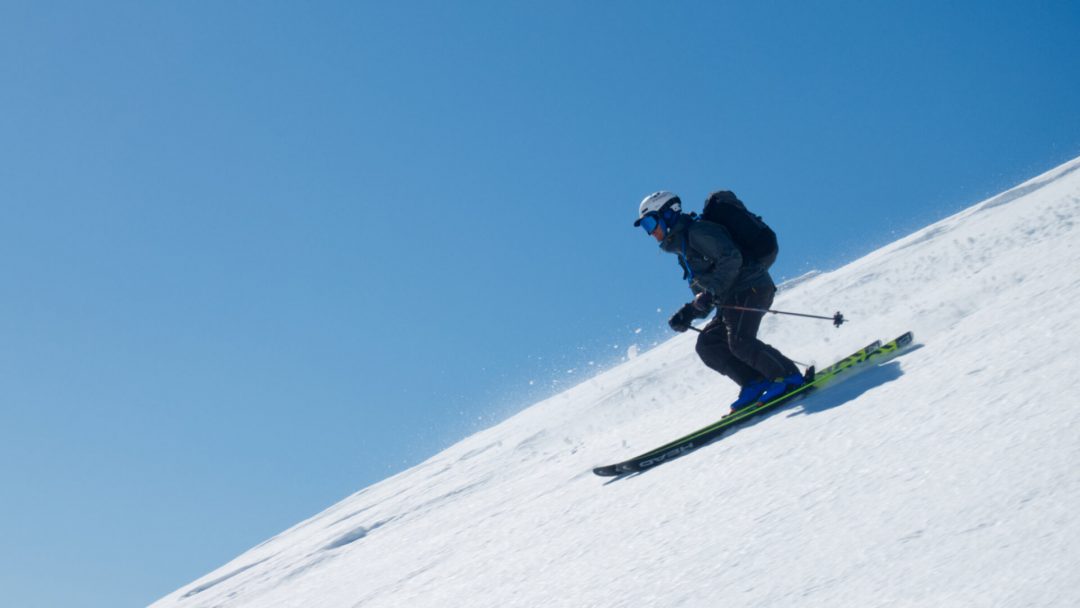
(154, 158), (1080, 608)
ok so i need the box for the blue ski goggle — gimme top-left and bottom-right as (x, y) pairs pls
(639, 212), (662, 235)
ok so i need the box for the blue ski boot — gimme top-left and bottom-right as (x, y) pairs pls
(759, 373), (807, 403)
(729, 378), (771, 411)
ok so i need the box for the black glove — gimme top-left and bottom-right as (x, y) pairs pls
(669, 300), (708, 333)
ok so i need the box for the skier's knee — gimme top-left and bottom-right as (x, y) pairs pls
(695, 336), (728, 369)
(694, 335), (709, 358)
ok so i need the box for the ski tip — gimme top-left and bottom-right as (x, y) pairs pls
(592, 465), (619, 477)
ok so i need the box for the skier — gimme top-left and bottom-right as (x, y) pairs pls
(634, 191), (805, 410)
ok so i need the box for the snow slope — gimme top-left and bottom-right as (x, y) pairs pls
(153, 158), (1080, 608)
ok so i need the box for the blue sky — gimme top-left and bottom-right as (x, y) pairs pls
(1, 2), (1078, 606)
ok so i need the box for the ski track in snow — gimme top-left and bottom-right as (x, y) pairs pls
(153, 157), (1080, 608)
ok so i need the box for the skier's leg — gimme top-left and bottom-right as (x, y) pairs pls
(722, 287), (801, 380)
(695, 317), (762, 386)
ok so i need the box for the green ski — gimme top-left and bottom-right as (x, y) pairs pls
(593, 332), (915, 477)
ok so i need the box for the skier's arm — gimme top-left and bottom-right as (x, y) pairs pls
(686, 222), (742, 299)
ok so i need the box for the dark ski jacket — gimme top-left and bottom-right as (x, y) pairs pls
(658, 214), (774, 305)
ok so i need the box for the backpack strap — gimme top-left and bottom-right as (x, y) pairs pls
(679, 232), (694, 285)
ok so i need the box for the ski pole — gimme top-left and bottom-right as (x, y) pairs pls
(721, 306), (846, 327)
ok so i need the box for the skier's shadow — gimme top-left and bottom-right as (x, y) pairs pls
(784, 359), (905, 417)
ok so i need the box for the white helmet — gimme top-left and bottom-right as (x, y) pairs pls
(633, 191), (681, 226)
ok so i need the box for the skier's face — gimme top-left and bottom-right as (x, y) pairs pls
(639, 211), (667, 242)
(650, 224), (665, 242)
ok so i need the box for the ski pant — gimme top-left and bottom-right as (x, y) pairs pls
(695, 285), (800, 387)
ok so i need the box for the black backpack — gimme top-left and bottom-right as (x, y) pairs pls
(699, 190), (778, 268)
